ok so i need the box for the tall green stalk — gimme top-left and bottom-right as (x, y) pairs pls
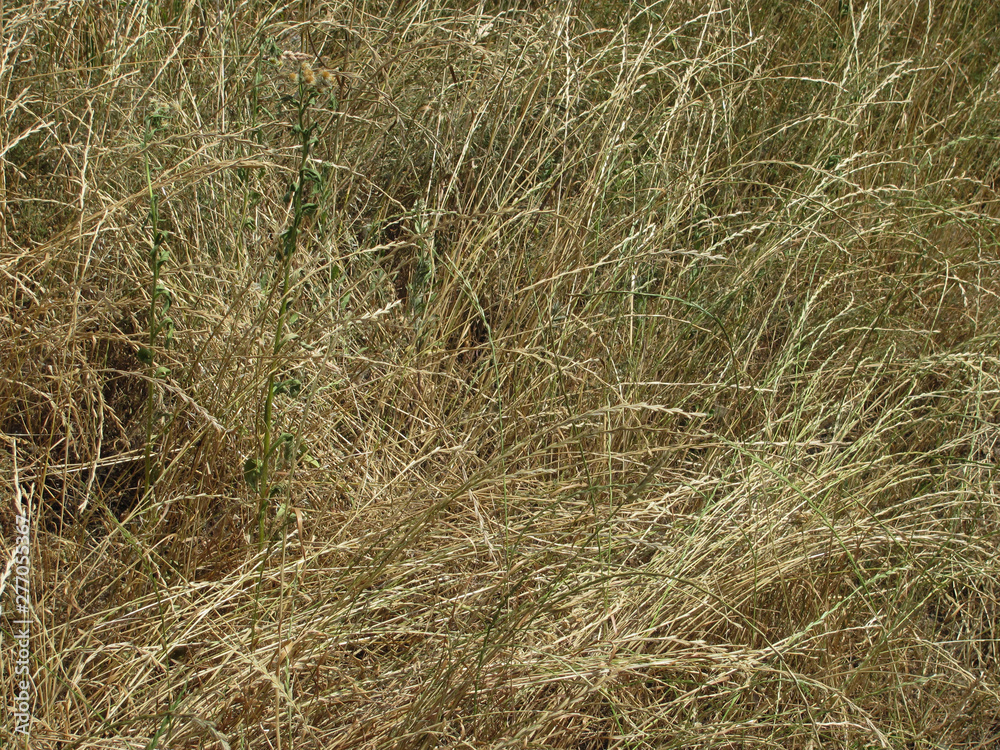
(249, 77), (319, 549)
(139, 105), (174, 500)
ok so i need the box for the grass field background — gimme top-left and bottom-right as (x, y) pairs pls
(2, 0), (999, 747)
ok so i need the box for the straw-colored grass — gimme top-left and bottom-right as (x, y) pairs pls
(2, 0), (999, 747)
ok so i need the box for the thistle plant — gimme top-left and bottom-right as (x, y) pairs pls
(245, 58), (323, 548)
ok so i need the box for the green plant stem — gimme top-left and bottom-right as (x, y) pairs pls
(142, 122), (162, 501)
(257, 82), (314, 548)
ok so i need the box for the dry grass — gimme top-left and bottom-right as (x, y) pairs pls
(2, 0), (999, 747)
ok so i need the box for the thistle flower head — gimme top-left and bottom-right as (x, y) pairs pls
(300, 62), (316, 85)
